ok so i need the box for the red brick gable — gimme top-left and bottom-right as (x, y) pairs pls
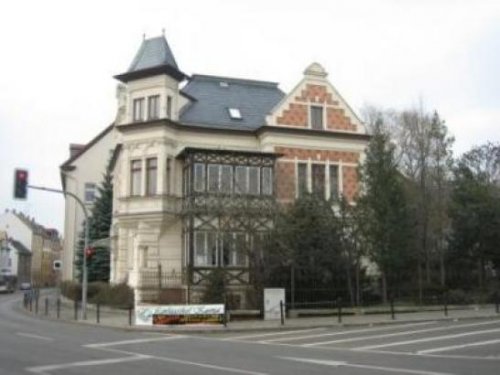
(275, 84), (358, 132)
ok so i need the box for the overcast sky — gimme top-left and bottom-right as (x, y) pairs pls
(1, 0), (499, 233)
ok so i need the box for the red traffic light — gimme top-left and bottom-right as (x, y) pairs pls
(14, 169), (28, 199)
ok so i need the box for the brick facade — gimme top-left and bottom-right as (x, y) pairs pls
(275, 146), (360, 203)
(276, 84), (358, 132)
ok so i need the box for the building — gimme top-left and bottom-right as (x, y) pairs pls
(0, 210), (62, 286)
(61, 34), (369, 307)
(0, 231), (31, 284)
(60, 127), (119, 280)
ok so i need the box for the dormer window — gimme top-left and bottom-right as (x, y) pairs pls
(310, 105), (324, 130)
(220, 81), (229, 88)
(228, 108), (242, 120)
(133, 98), (145, 122)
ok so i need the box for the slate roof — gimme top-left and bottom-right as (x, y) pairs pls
(127, 36), (178, 72)
(180, 75), (285, 130)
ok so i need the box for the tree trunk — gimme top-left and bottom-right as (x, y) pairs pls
(382, 272), (388, 304)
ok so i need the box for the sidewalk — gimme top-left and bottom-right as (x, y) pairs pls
(21, 295), (500, 333)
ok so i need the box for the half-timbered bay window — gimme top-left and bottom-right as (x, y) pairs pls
(146, 157), (158, 195)
(192, 163), (272, 196)
(194, 231), (248, 267)
(130, 159), (142, 196)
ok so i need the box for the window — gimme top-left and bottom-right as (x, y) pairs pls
(312, 164), (325, 197)
(220, 165), (233, 193)
(166, 158), (172, 195)
(219, 81), (229, 88)
(248, 167), (260, 195)
(310, 106), (324, 130)
(222, 233), (247, 267)
(194, 231), (217, 267)
(329, 165), (339, 199)
(228, 108), (242, 120)
(166, 96), (172, 119)
(207, 164), (220, 192)
(235, 166), (248, 194)
(147, 95), (160, 120)
(84, 183), (96, 203)
(133, 98), (144, 122)
(193, 163), (205, 192)
(146, 158), (157, 196)
(130, 160), (142, 196)
(261, 167), (273, 195)
(298, 163), (308, 197)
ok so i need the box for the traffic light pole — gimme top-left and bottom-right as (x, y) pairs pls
(27, 185), (89, 320)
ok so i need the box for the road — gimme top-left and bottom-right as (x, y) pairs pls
(1, 292), (500, 374)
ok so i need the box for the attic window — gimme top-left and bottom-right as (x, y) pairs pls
(228, 108), (242, 120)
(220, 81), (229, 88)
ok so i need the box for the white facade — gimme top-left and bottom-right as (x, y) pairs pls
(0, 211), (33, 250)
(60, 126), (119, 280)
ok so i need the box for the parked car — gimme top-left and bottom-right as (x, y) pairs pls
(0, 276), (15, 293)
(19, 282), (32, 291)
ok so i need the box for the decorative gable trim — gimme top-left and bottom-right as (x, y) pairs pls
(266, 63), (366, 134)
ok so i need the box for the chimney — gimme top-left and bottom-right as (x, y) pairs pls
(70, 144), (85, 158)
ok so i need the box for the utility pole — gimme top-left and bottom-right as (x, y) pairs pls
(27, 185), (89, 320)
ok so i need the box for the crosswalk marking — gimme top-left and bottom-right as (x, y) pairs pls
(417, 338), (500, 354)
(303, 319), (500, 347)
(357, 327), (500, 350)
(262, 322), (434, 343)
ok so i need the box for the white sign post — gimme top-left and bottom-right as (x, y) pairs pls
(264, 288), (285, 321)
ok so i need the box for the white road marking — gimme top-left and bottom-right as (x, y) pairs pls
(223, 328), (325, 341)
(85, 335), (185, 348)
(304, 319), (500, 347)
(26, 355), (151, 374)
(358, 327), (500, 350)
(417, 338), (500, 354)
(263, 322), (435, 343)
(92, 345), (270, 375)
(279, 356), (454, 375)
(16, 332), (54, 342)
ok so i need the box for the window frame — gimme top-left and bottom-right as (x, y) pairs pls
(133, 98), (145, 122)
(130, 159), (142, 196)
(310, 105), (324, 130)
(84, 182), (97, 203)
(147, 95), (160, 120)
(145, 157), (158, 196)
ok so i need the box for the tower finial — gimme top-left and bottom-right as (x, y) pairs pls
(142, 33), (146, 41)
(162, 28), (165, 36)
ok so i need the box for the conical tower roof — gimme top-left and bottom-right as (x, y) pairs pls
(115, 35), (187, 83)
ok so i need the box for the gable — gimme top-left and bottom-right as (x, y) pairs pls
(267, 63), (365, 134)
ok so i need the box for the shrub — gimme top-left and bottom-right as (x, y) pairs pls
(59, 280), (133, 308)
(447, 289), (473, 305)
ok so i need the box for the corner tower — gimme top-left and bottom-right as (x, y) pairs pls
(114, 35), (189, 125)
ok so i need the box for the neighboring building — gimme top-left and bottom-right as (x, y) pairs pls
(0, 210), (62, 286)
(0, 232), (31, 284)
(60, 127), (119, 280)
(61, 34), (369, 307)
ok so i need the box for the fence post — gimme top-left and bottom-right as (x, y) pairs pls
(44, 297), (49, 316)
(390, 295), (395, 320)
(29, 296), (33, 312)
(496, 293), (499, 314)
(128, 306), (133, 326)
(444, 291), (448, 317)
(223, 301), (227, 327)
(96, 303), (100, 324)
(337, 297), (342, 324)
(74, 300), (78, 320)
(56, 298), (61, 319)
(280, 300), (285, 326)
(23, 293), (28, 309)
(35, 294), (39, 314)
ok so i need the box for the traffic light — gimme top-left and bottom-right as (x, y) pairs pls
(13, 169), (28, 199)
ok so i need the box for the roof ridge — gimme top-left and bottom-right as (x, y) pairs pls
(190, 74), (279, 88)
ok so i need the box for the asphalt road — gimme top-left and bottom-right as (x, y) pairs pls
(1, 292), (500, 374)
